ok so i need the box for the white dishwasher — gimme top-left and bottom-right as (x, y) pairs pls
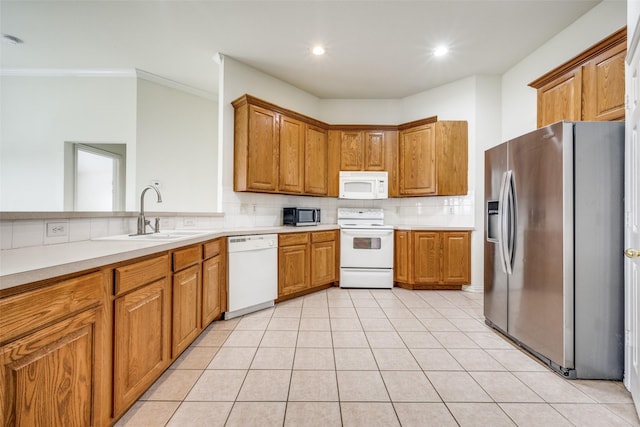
(225, 234), (278, 320)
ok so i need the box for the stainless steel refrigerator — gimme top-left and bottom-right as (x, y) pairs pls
(484, 121), (625, 379)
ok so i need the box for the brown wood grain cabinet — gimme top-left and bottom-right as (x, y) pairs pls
(279, 114), (305, 194)
(171, 246), (203, 358)
(202, 238), (226, 327)
(235, 103), (279, 192)
(113, 254), (171, 418)
(278, 233), (310, 297)
(394, 230), (471, 290)
(398, 121), (468, 197)
(278, 230), (339, 300)
(339, 130), (387, 171)
(310, 230), (339, 287)
(530, 27), (626, 128)
(1, 237), (228, 426)
(0, 271), (109, 427)
(305, 124), (329, 195)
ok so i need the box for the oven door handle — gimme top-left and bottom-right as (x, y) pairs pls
(340, 229), (393, 237)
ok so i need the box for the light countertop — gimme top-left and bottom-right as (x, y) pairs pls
(1, 224), (473, 291)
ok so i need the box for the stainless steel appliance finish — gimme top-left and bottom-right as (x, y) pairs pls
(484, 121), (625, 379)
(282, 207), (321, 226)
(338, 208), (394, 289)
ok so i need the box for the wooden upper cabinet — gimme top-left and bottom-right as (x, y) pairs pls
(233, 100), (279, 192)
(233, 94), (331, 197)
(582, 40), (626, 121)
(279, 115), (305, 193)
(530, 27), (626, 128)
(339, 131), (385, 171)
(398, 120), (468, 197)
(364, 131), (385, 171)
(536, 68), (582, 128)
(305, 125), (328, 195)
(399, 123), (437, 195)
(340, 131), (364, 170)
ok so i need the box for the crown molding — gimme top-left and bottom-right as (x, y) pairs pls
(0, 68), (136, 78)
(0, 68), (218, 101)
(134, 69), (217, 101)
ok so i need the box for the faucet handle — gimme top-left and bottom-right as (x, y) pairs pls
(154, 217), (160, 233)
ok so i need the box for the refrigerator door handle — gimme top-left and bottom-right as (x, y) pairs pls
(505, 170), (516, 275)
(497, 171), (510, 274)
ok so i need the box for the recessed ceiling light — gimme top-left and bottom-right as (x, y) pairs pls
(2, 34), (24, 45)
(312, 46), (326, 56)
(433, 46), (448, 57)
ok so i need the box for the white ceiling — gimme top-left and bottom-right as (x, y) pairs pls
(1, 0), (601, 99)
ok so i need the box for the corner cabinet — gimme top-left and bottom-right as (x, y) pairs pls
(278, 230), (339, 300)
(0, 272), (109, 427)
(530, 27), (626, 128)
(398, 120), (468, 196)
(394, 230), (471, 290)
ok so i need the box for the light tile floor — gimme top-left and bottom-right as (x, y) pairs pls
(115, 287), (640, 426)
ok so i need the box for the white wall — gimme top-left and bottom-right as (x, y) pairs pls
(136, 78), (218, 212)
(0, 74), (137, 211)
(501, 0), (626, 141)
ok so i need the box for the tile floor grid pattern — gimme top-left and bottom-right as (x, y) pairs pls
(115, 288), (639, 427)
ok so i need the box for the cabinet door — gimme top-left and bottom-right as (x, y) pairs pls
(0, 307), (102, 427)
(442, 231), (471, 284)
(364, 131), (385, 171)
(413, 231), (441, 284)
(247, 105), (279, 191)
(202, 253), (224, 327)
(399, 124), (436, 195)
(278, 244), (309, 297)
(394, 230), (409, 283)
(340, 131), (363, 171)
(311, 240), (336, 286)
(536, 68), (582, 128)
(172, 264), (202, 357)
(305, 125), (328, 195)
(279, 115), (305, 193)
(113, 277), (171, 416)
(582, 40), (626, 121)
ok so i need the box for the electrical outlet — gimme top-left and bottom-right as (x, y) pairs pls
(46, 222), (68, 237)
(183, 218), (196, 227)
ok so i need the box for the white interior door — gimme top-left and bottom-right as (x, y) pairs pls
(625, 19), (640, 414)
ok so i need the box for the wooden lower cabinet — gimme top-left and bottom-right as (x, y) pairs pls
(0, 272), (108, 427)
(310, 231), (339, 286)
(394, 230), (471, 290)
(278, 233), (310, 297)
(172, 264), (202, 357)
(202, 238), (226, 326)
(278, 230), (339, 300)
(113, 255), (171, 418)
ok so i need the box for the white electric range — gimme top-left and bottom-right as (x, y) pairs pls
(337, 208), (394, 289)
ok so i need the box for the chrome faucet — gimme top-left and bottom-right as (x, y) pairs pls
(136, 185), (163, 235)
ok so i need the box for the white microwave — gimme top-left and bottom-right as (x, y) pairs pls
(339, 171), (388, 199)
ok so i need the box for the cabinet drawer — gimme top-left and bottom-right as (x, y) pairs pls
(115, 254), (169, 296)
(279, 232), (309, 246)
(311, 230), (337, 243)
(0, 271), (103, 343)
(173, 246), (202, 271)
(203, 238), (224, 260)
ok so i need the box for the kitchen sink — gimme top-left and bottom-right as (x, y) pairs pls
(96, 230), (213, 242)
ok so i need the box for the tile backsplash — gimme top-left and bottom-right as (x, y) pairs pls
(1, 189), (474, 250)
